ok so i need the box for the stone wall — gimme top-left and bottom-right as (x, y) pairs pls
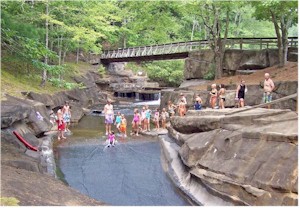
(164, 108), (298, 206)
(185, 48), (298, 79)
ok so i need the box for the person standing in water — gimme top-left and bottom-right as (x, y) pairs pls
(103, 99), (114, 135)
(132, 108), (141, 136)
(218, 84), (226, 109)
(62, 101), (71, 132)
(236, 80), (247, 108)
(57, 106), (66, 141)
(263, 73), (275, 109)
(145, 105), (152, 132)
(114, 111), (122, 133)
(140, 106), (146, 132)
(120, 114), (127, 139)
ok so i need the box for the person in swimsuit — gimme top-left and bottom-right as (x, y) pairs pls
(167, 100), (176, 117)
(210, 84), (218, 109)
(103, 99), (114, 135)
(107, 131), (115, 147)
(140, 106), (146, 132)
(62, 101), (71, 132)
(56, 106), (66, 141)
(178, 93), (187, 115)
(145, 105), (151, 132)
(218, 84), (226, 109)
(178, 99), (186, 117)
(114, 112), (122, 132)
(153, 108), (160, 130)
(160, 108), (168, 129)
(236, 80), (247, 108)
(263, 73), (275, 109)
(119, 114), (127, 139)
(132, 108), (140, 136)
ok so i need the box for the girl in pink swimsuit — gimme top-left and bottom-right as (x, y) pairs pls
(132, 109), (140, 136)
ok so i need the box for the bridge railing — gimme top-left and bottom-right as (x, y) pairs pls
(100, 37), (298, 60)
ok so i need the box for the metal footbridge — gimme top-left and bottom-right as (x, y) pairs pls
(97, 37), (298, 64)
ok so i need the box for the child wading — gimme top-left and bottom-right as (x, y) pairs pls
(145, 105), (151, 132)
(132, 108), (141, 136)
(120, 114), (127, 139)
(140, 106), (146, 131)
(114, 112), (122, 132)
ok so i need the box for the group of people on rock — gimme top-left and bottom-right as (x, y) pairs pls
(177, 72), (275, 116)
(54, 73), (275, 142)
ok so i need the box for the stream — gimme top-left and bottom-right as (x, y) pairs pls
(55, 104), (191, 206)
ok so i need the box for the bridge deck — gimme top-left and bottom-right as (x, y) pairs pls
(97, 37), (298, 64)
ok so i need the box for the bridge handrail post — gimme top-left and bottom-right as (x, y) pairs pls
(239, 38), (243, 50)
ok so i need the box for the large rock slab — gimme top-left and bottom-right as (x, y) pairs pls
(184, 50), (214, 80)
(168, 107), (298, 206)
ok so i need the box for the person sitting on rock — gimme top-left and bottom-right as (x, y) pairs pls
(218, 84), (226, 109)
(209, 84), (218, 109)
(194, 94), (202, 110)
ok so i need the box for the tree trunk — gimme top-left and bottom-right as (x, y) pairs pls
(270, 10), (284, 67)
(58, 35), (62, 66)
(40, 0), (49, 87)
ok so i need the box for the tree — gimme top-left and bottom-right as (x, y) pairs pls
(252, 1), (298, 67)
(197, 1), (232, 79)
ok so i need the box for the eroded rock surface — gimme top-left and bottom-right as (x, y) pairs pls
(165, 108), (298, 206)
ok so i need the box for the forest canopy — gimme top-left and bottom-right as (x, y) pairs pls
(1, 0), (298, 87)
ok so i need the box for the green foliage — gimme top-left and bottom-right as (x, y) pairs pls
(0, 197), (20, 206)
(48, 78), (83, 89)
(203, 69), (215, 80)
(97, 65), (106, 77)
(142, 60), (184, 87)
